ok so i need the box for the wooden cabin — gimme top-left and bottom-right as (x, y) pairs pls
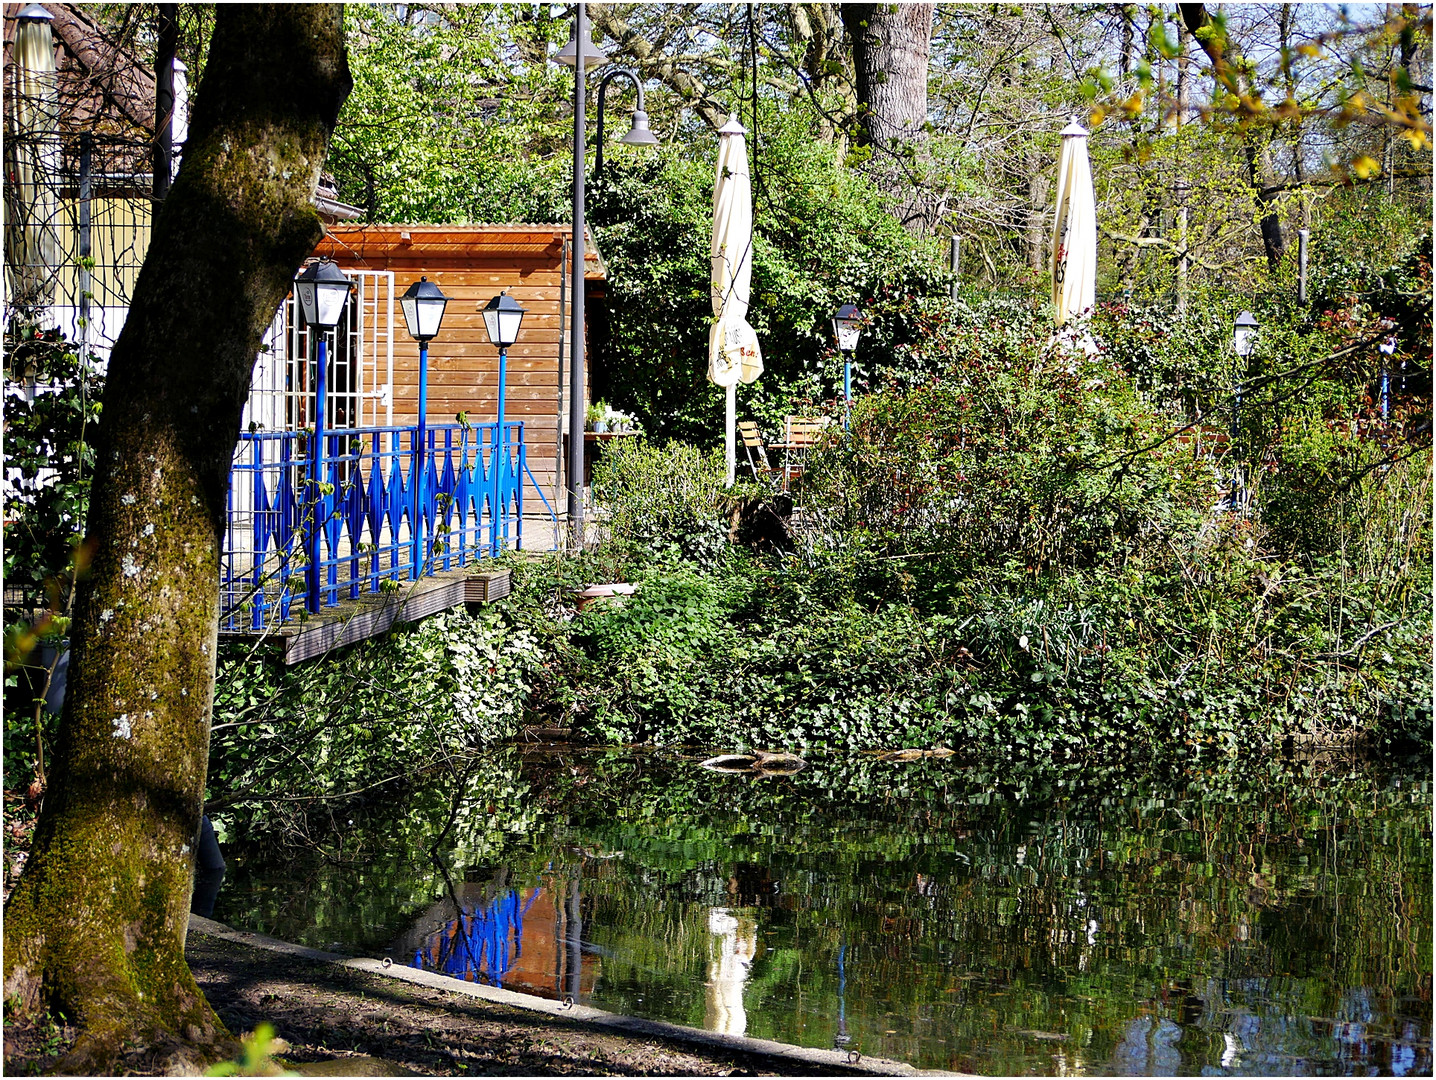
(305, 223), (606, 521)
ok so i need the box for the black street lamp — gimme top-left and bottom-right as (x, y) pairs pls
(594, 68), (658, 176)
(480, 292), (527, 557)
(1233, 310), (1259, 358)
(832, 303), (864, 422)
(399, 276), (450, 578)
(293, 259), (351, 611)
(294, 258), (351, 331)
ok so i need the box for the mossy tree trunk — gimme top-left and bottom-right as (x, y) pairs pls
(3, 6), (350, 1073)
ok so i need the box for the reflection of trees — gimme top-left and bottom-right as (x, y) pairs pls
(220, 749), (1430, 1074)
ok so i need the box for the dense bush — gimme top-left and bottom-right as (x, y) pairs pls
(206, 605), (547, 839)
(588, 106), (948, 443)
(589, 438), (737, 565)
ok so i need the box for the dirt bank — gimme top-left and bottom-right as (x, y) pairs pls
(4, 918), (933, 1076)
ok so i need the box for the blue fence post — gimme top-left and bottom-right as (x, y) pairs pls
(492, 345), (509, 557)
(306, 335), (328, 613)
(516, 431), (525, 551)
(412, 340), (430, 579)
(249, 437), (265, 631)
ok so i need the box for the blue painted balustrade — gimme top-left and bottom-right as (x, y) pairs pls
(220, 419), (554, 632)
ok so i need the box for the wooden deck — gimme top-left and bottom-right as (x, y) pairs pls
(219, 567), (512, 665)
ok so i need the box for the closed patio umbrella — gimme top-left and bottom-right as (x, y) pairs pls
(5, 4), (62, 324)
(1051, 117), (1097, 333)
(709, 114), (762, 486)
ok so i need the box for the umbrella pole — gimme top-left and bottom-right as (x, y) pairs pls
(725, 384), (736, 486)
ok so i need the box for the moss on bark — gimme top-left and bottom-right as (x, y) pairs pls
(3, 7), (351, 1073)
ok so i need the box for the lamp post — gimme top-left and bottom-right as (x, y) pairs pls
(1379, 335), (1396, 420)
(1230, 310), (1259, 514)
(554, 7), (606, 549)
(481, 292), (526, 557)
(294, 258), (352, 611)
(594, 67), (658, 177)
(400, 276), (450, 578)
(831, 304), (863, 425)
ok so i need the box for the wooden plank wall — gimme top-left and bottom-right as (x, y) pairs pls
(317, 228), (595, 522)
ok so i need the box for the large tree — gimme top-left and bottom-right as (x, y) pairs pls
(839, 2), (933, 148)
(3, 5), (350, 1073)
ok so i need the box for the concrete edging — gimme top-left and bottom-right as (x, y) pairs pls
(188, 915), (951, 1076)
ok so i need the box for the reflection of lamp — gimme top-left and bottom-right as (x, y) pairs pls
(834, 941), (851, 1050)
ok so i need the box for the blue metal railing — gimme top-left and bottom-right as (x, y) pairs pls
(220, 419), (555, 632)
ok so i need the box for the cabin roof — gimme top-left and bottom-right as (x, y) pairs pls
(316, 223), (608, 280)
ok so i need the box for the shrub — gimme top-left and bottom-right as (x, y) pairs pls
(590, 438), (737, 565)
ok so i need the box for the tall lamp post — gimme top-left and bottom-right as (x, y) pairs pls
(831, 303), (863, 426)
(553, 12), (659, 548)
(1230, 310), (1259, 514)
(554, 8), (605, 548)
(400, 276), (450, 578)
(480, 291), (526, 557)
(294, 259), (352, 612)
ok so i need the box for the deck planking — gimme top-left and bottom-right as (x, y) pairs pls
(220, 567), (512, 665)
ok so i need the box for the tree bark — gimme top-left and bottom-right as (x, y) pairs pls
(2, 6), (351, 1074)
(1178, 2), (1286, 270)
(840, 2), (934, 147)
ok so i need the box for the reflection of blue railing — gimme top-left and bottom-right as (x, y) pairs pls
(415, 888), (541, 985)
(220, 420), (554, 631)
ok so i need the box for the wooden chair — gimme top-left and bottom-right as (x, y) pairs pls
(779, 416), (830, 483)
(737, 420), (780, 484)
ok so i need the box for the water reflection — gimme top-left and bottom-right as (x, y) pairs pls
(706, 907), (757, 1035)
(392, 870), (598, 998)
(212, 752), (1434, 1075)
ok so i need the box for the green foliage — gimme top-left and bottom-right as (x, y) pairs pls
(328, 4), (571, 223)
(207, 605), (545, 836)
(584, 107), (947, 441)
(2, 326), (102, 611)
(204, 1023), (294, 1077)
(590, 437), (738, 564)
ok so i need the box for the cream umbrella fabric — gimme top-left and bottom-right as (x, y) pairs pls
(5, 5), (62, 322)
(709, 114), (762, 386)
(1050, 118), (1097, 328)
(709, 114), (762, 484)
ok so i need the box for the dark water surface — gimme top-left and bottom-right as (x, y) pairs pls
(211, 750), (1433, 1075)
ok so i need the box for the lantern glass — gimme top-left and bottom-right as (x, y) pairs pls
(481, 293), (526, 349)
(832, 304), (863, 353)
(1233, 311), (1259, 358)
(294, 260), (351, 330)
(400, 277), (449, 342)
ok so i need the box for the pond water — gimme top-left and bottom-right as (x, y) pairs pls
(210, 750), (1433, 1076)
